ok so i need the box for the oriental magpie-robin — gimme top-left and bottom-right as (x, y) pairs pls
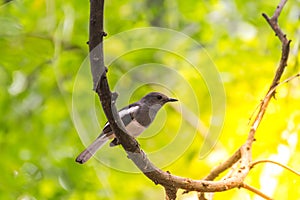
(76, 92), (178, 164)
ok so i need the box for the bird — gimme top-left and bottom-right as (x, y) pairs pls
(75, 92), (178, 164)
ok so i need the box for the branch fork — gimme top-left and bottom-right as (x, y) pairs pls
(86, 0), (296, 199)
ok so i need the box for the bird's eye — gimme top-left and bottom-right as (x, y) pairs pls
(157, 95), (162, 100)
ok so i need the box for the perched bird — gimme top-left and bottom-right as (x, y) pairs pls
(76, 92), (178, 164)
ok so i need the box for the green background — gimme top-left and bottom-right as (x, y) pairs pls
(1, 0), (300, 199)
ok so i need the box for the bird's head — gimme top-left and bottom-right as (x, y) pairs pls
(140, 92), (178, 122)
(141, 92), (178, 106)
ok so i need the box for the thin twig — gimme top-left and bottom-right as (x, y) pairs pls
(251, 159), (300, 176)
(274, 72), (300, 87)
(249, 72), (300, 124)
(265, 72), (300, 101)
(241, 183), (273, 200)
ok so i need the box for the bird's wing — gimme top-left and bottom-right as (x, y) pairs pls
(118, 103), (140, 126)
(98, 102), (141, 137)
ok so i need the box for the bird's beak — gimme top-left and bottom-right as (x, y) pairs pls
(167, 98), (178, 102)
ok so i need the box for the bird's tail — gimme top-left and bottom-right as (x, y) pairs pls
(75, 135), (109, 164)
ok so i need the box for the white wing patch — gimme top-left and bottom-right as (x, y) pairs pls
(103, 105), (144, 137)
(118, 105), (139, 118)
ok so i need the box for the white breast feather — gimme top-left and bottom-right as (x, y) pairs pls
(125, 119), (146, 137)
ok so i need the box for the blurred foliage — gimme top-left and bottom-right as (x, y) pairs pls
(1, 0), (300, 199)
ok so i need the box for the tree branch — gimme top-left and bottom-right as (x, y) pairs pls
(89, 0), (106, 91)
(165, 186), (178, 200)
(87, 0), (292, 199)
(262, 0), (288, 43)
